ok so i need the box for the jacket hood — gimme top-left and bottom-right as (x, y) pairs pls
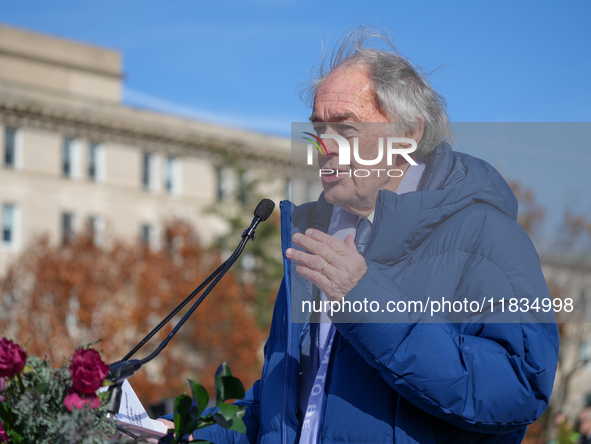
(363, 143), (518, 267)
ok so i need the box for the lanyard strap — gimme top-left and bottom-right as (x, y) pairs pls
(298, 324), (336, 444)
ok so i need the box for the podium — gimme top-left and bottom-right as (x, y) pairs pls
(110, 421), (167, 443)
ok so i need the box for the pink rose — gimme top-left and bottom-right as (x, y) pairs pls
(0, 338), (27, 378)
(70, 349), (109, 394)
(0, 421), (9, 443)
(63, 388), (101, 412)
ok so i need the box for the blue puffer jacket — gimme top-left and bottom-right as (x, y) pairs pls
(194, 143), (559, 444)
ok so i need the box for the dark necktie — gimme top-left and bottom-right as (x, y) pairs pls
(355, 217), (373, 254)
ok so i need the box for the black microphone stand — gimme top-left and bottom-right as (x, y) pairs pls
(121, 259), (229, 362)
(105, 199), (275, 419)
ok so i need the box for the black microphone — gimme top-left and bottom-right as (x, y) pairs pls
(254, 198), (275, 221)
(107, 198), (275, 387)
(243, 198), (275, 240)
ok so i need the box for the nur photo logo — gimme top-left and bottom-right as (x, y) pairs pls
(302, 132), (418, 178)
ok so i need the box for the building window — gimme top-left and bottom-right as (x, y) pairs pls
(237, 170), (252, 204)
(88, 142), (103, 182)
(62, 212), (75, 245)
(62, 138), (79, 178)
(142, 152), (152, 190)
(4, 127), (20, 169)
(141, 223), (158, 250)
(87, 215), (104, 245)
(164, 156), (181, 195)
(2, 204), (18, 247)
(216, 167), (233, 202)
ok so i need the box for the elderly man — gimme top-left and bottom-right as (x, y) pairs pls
(193, 29), (558, 444)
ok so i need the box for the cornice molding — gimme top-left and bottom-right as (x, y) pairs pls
(0, 98), (292, 173)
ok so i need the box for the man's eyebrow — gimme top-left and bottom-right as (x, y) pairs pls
(308, 112), (358, 122)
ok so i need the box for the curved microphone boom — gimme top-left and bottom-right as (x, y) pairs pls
(107, 199), (275, 390)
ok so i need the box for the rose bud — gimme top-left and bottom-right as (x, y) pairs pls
(0, 337), (27, 378)
(70, 349), (110, 394)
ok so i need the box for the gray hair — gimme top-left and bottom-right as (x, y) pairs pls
(303, 27), (452, 162)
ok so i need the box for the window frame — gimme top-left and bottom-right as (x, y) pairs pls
(62, 212), (76, 245)
(164, 155), (182, 195)
(62, 138), (80, 179)
(4, 126), (22, 170)
(140, 223), (159, 251)
(88, 142), (105, 183)
(2, 203), (21, 250)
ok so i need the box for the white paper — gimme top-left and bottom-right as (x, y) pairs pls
(101, 380), (169, 434)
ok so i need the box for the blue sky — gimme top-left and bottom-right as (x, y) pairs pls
(1, 0), (590, 248)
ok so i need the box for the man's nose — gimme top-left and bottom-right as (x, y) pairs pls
(320, 133), (349, 163)
(320, 129), (339, 150)
(322, 137), (339, 156)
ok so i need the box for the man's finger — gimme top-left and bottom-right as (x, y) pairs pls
(156, 418), (175, 430)
(295, 263), (332, 294)
(292, 232), (356, 268)
(292, 232), (337, 262)
(288, 247), (329, 272)
(305, 228), (358, 255)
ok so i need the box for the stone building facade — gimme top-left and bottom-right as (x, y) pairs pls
(0, 25), (298, 273)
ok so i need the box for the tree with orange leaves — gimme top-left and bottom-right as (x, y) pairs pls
(508, 180), (545, 238)
(0, 220), (265, 407)
(509, 183), (591, 444)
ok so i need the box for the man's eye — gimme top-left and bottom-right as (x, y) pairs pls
(337, 124), (356, 135)
(313, 124), (326, 135)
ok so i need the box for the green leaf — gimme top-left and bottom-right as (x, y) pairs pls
(215, 362), (232, 379)
(194, 414), (216, 427)
(174, 395), (199, 437)
(98, 390), (111, 403)
(214, 363), (229, 402)
(212, 404), (247, 433)
(188, 379), (209, 419)
(215, 376), (245, 404)
(22, 364), (34, 375)
(34, 382), (48, 394)
(0, 410), (23, 443)
(0, 401), (18, 423)
(7, 428), (24, 443)
(216, 403), (239, 421)
(173, 394), (194, 437)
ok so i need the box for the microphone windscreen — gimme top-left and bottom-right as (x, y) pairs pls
(254, 199), (275, 221)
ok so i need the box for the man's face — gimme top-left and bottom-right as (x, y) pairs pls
(310, 65), (409, 217)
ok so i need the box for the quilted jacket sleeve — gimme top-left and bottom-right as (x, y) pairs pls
(329, 229), (559, 434)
